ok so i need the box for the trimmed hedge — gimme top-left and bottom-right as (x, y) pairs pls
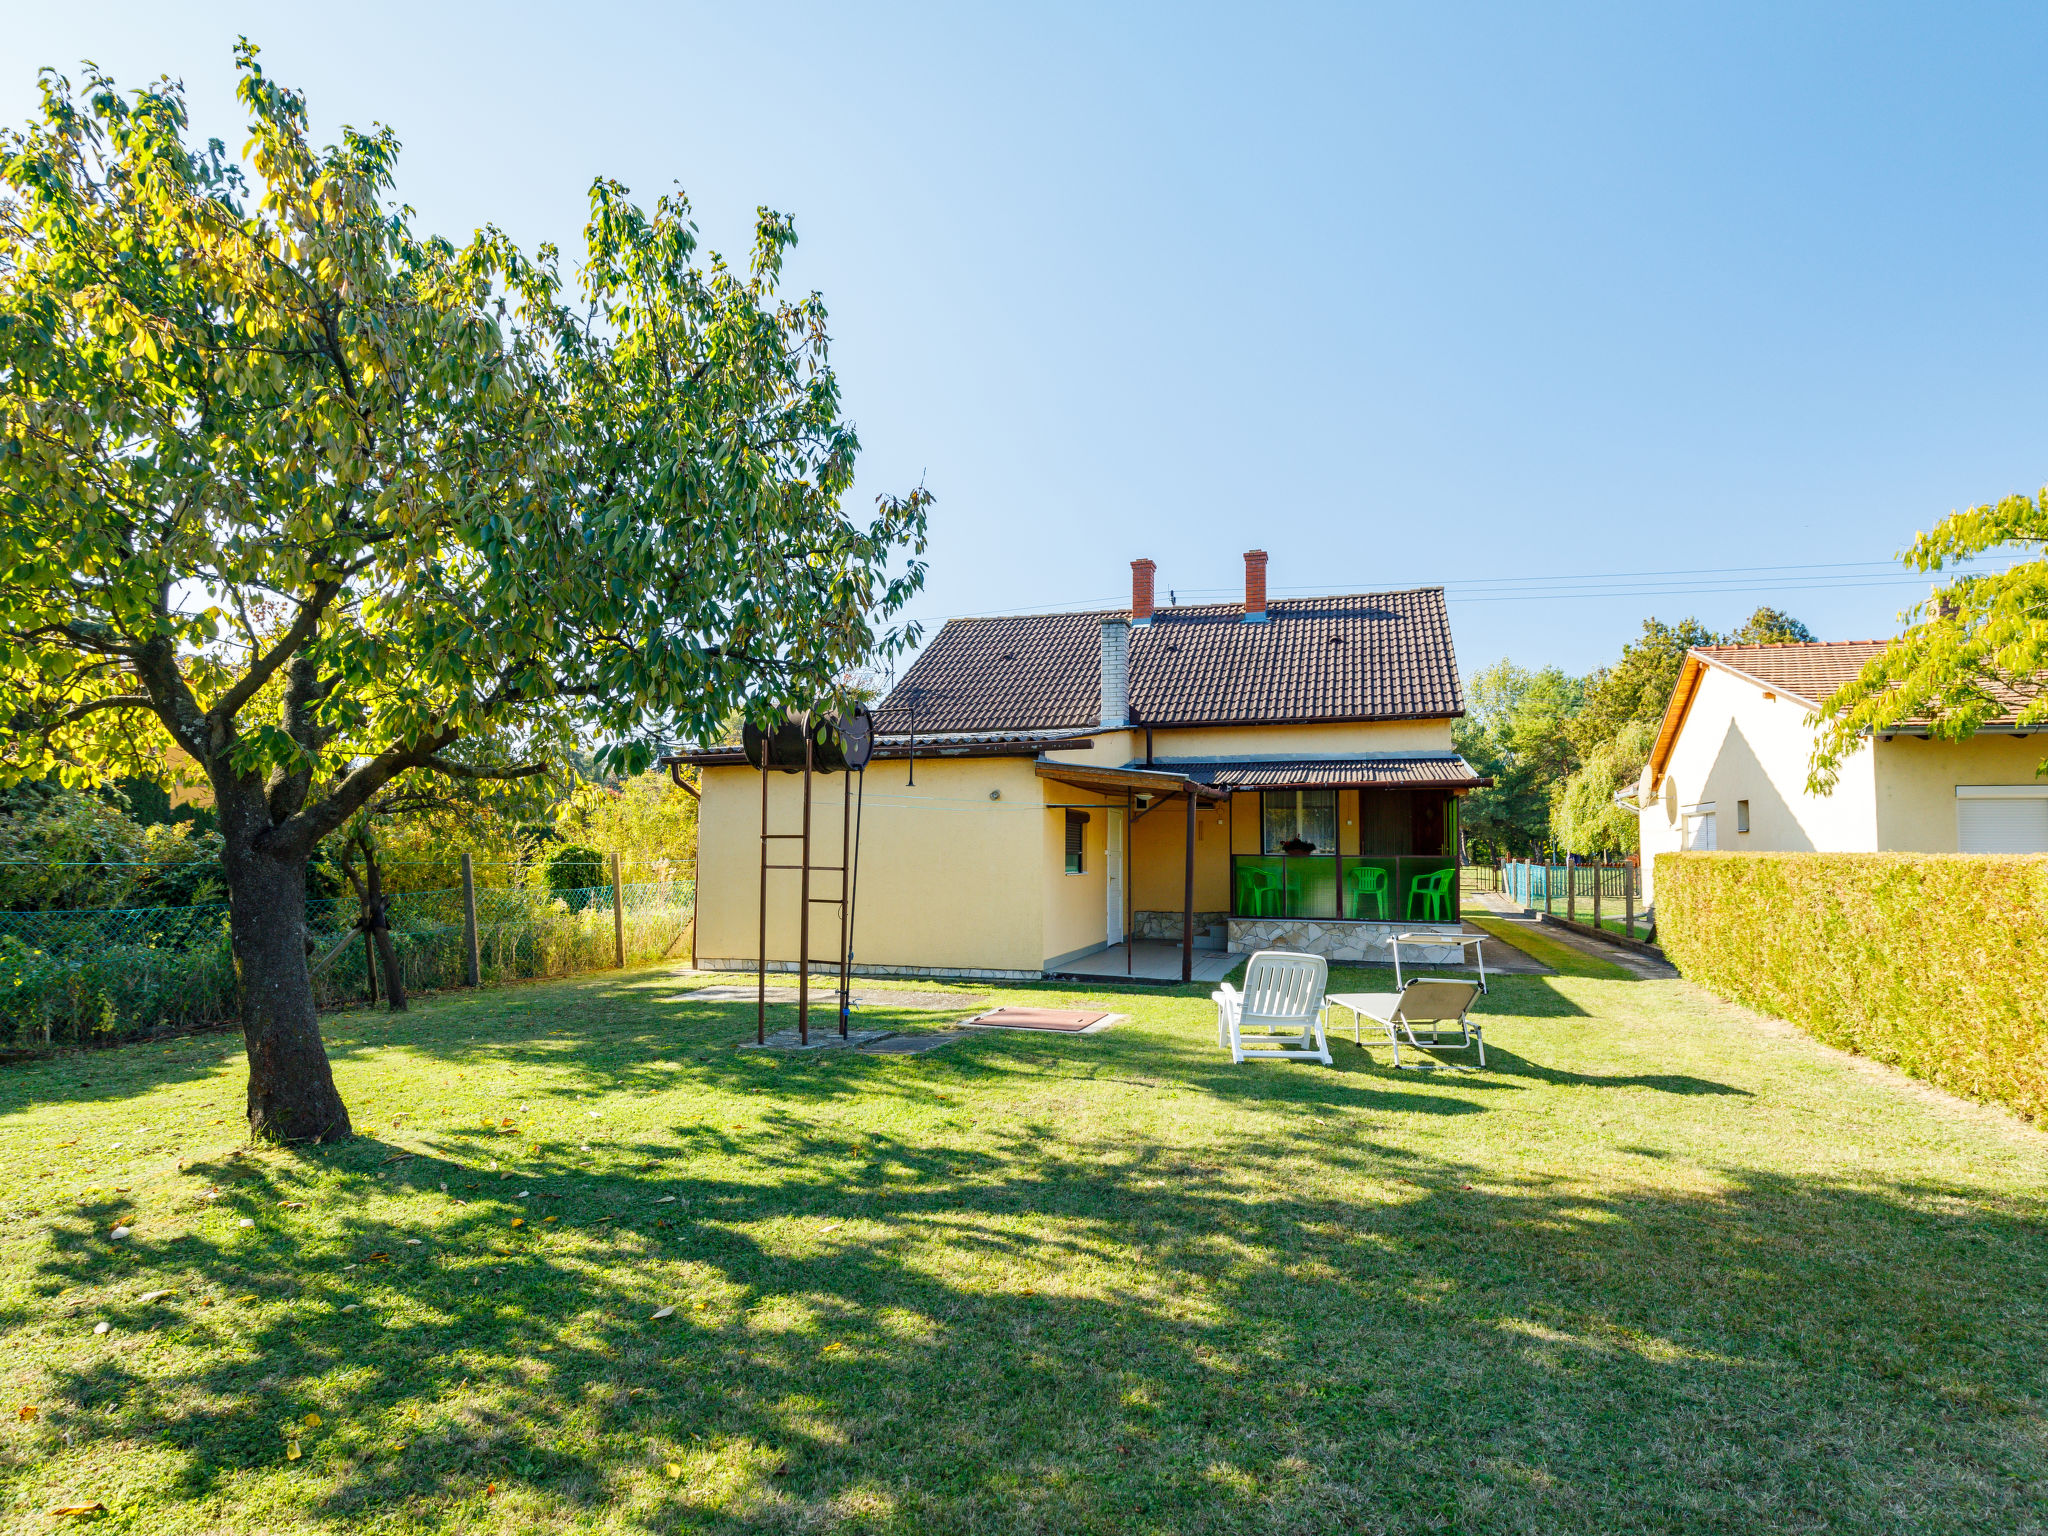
(1656, 852), (2048, 1121)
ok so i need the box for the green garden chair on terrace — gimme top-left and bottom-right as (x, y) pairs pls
(1345, 864), (1390, 920)
(1238, 866), (1283, 918)
(1405, 868), (1457, 923)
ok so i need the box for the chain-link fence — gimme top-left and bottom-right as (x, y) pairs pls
(0, 876), (693, 1049)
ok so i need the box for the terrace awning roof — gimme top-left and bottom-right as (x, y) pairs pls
(1169, 755), (1492, 790)
(1032, 760), (1229, 802)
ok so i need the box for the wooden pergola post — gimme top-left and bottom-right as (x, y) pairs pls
(1182, 789), (1197, 984)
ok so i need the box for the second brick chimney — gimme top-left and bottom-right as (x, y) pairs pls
(1130, 558), (1156, 625)
(1242, 549), (1269, 623)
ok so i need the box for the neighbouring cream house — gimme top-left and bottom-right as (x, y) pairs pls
(1629, 640), (2048, 901)
(678, 552), (1491, 982)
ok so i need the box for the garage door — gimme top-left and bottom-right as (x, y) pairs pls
(1956, 789), (2048, 853)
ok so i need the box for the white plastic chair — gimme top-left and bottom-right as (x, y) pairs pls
(1331, 978), (1485, 1069)
(1212, 950), (1333, 1065)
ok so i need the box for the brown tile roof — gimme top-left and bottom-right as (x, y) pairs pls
(1175, 756), (1492, 789)
(1694, 641), (2041, 721)
(872, 589), (1463, 733)
(669, 729), (1092, 768)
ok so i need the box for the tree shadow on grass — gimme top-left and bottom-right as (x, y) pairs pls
(9, 1107), (2048, 1535)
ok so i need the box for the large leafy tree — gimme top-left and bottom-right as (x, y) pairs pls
(1455, 660), (1583, 858)
(1811, 497), (2046, 790)
(0, 48), (927, 1140)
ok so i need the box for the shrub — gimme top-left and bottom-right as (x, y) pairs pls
(1656, 852), (2048, 1121)
(541, 844), (606, 909)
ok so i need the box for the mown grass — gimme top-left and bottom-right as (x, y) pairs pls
(1, 958), (2044, 1534)
(1462, 912), (1633, 979)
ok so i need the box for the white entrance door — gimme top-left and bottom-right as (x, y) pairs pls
(1683, 809), (1717, 850)
(1106, 809), (1125, 945)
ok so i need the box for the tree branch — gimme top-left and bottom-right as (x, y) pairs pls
(421, 756), (548, 781)
(55, 694), (155, 724)
(264, 727), (459, 859)
(205, 578), (342, 726)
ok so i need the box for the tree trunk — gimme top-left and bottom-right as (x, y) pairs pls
(363, 849), (408, 1013)
(221, 796), (353, 1144)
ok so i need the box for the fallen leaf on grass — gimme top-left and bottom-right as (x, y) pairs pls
(286, 1440), (301, 1461)
(651, 1306), (676, 1319)
(108, 1226), (131, 1241)
(17, 1404), (36, 1421)
(340, 1305), (359, 1314)
(47, 1503), (105, 1517)
(136, 1289), (176, 1304)
(92, 1322), (109, 1336)
(404, 1238), (423, 1246)
(278, 1201), (304, 1209)
(303, 1413), (322, 1427)
(510, 1218), (524, 1229)
(381, 1153), (412, 1166)
(236, 1219), (254, 1229)
(664, 1462), (682, 1478)
(527, 1143), (540, 1156)
(817, 1222), (843, 1233)
(484, 1482), (497, 1497)
(368, 1252), (393, 1263)
(821, 1341), (844, 1354)
(653, 1195), (676, 1204)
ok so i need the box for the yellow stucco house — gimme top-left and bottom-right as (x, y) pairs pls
(1631, 640), (2047, 901)
(678, 552), (1490, 982)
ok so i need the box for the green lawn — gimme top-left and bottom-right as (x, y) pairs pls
(3, 958), (2045, 1534)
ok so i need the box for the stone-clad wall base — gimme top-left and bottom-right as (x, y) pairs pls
(1132, 910), (1229, 942)
(1228, 919), (1464, 966)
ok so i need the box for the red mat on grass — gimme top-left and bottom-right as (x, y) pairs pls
(962, 1008), (1109, 1032)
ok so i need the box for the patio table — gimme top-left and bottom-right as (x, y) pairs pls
(1391, 931), (1489, 993)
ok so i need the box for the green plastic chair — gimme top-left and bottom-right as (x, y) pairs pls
(1238, 866), (1283, 918)
(1345, 864), (1390, 920)
(1406, 868), (1457, 923)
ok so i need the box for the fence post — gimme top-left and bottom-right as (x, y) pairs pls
(611, 851), (625, 969)
(1567, 861), (1577, 924)
(1625, 861), (1636, 938)
(1592, 862), (1602, 933)
(460, 852), (481, 988)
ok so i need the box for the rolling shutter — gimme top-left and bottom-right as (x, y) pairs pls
(1957, 795), (2048, 853)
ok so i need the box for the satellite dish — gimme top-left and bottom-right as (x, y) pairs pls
(1636, 764), (1655, 805)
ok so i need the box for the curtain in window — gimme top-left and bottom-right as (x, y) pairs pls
(1261, 790), (1338, 853)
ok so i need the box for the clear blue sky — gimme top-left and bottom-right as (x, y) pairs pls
(8, 3), (2044, 680)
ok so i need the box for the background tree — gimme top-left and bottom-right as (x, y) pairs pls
(552, 769), (698, 879)
(1727, 606), (1817, 646)
(0, 50), (928, 1140)
(1812, 494), (2046, 788)
(1455, 661), (1583, 858)
(1550, 718), (1654, 856)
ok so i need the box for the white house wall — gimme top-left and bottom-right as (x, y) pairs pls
(1643, 664), (1877, 901)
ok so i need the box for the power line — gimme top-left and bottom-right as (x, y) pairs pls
(906, 552), (2024, 624)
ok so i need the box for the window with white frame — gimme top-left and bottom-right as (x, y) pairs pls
(1682, 803), (1717, 851)
(1956, 786), (2048, 853)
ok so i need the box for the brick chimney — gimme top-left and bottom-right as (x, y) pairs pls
(1130, 558), (1156, 625)
(1242, 549), (1269, 623)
